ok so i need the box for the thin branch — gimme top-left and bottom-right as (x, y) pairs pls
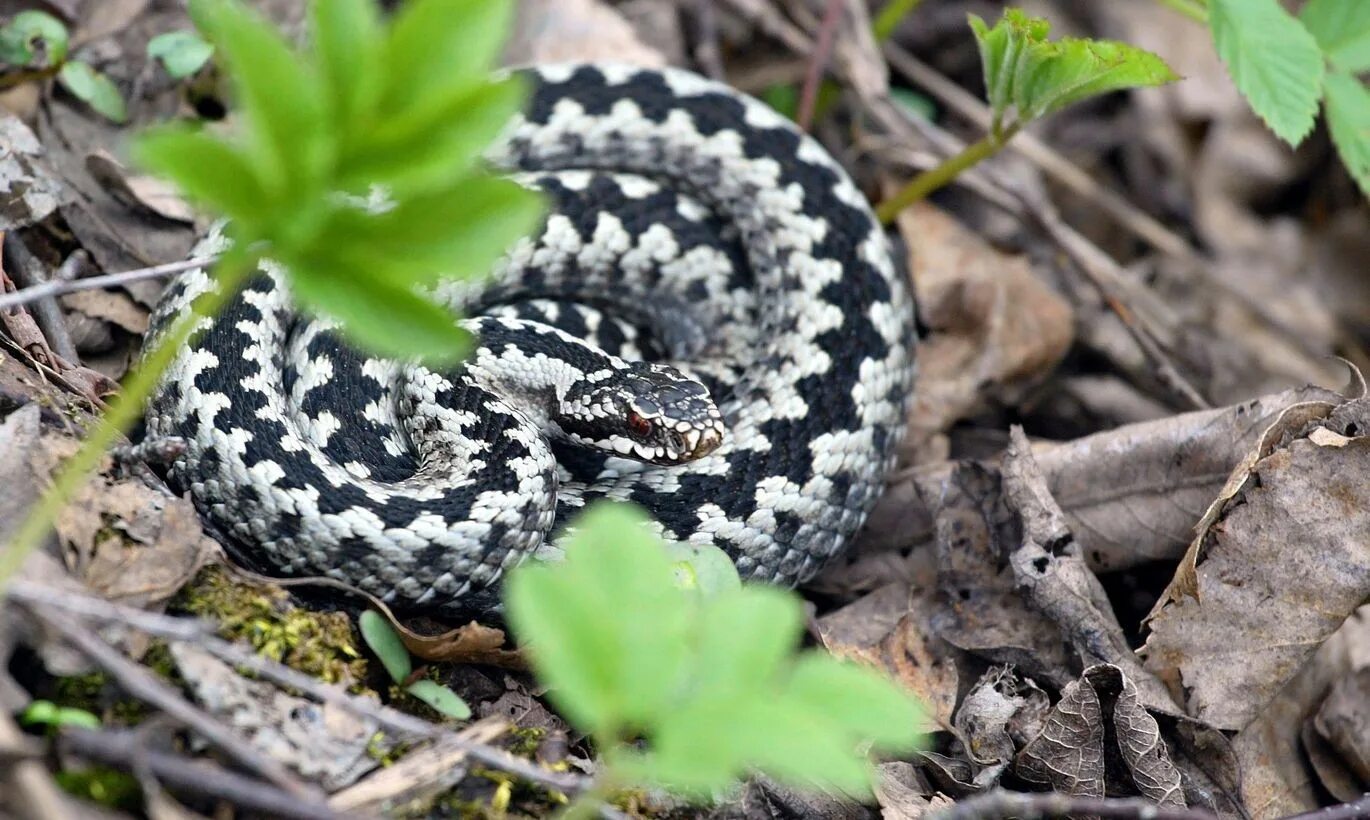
(875, 125), (1018, 222)
(1284, 796), (1370, 820)
(796, 0), (844, 131)
(6, 580), (590, 796)
(0, 255), (217, 312)
(929, 790), (1218, 820)
(2, 235), (82, 363)
(58, 727), (361, 820)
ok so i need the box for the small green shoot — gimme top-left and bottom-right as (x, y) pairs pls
(148, 30), (215, 79)
(58, 61), (128, 123)
(359, 610), (472, 721)
(19, 700), (102, 731)
(877, 9), (1177, 221)
(0, 11), (127, 123)
(505, 502), (924, 806)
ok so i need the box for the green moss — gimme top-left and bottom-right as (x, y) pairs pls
(54, 767), (141, 811)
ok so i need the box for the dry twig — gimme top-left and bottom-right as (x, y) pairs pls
(0, 255), (217, 312)
(929, 790), (1218, 820)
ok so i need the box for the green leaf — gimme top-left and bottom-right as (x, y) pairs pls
(406, 679), (472, 720)
(784, 654), (924, 751)
(20, 700), (101, 730)
(131, 126), (269, 224)
(381, 0), (514, 116)
(189, 0), (329, 196)
(505, 502), (691, 741)
(1323, 72), (1370, 198)
(147, 31), (214, 78)
(58, 62), (127, 124)
(309, 0), (382, 128)
(316, 176), (543, 285)
(663, 541), (741, 598)
(358, 610), (412, 683)
(1209, 0), (1324, 146)
(286, 254), (471, 365)
(1300, 0), (1370, 72)
(889, 87), (936, 121)
(1013, 37), (1179, 121)
(0, 10), (69, 66)
(691, 586), (802, 699)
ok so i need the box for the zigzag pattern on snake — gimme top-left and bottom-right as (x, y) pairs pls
(144, 64), (917, 617)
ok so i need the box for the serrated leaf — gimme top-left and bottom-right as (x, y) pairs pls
(1210, 0), (1324, 146)
(359, 610), (411, 683)
(784, 654), (924, 751)
(148, 31), (214, 79)
(505, 502), (691, 741)
(381, 0), (514, 116)
(286, 254), (471, 365)
(309, 0), (382, 128)
(967, 12), (1016, 120)
(190, 0), (329, 195)
(58, 62), (127, 123)
(339, 77), (526, 196)
(1300, 0), (1370, 73)
(0, 10), (68, 66)
(691, 586), (802, 698)
(1323, 72), (1370, 198)
(316, 176), (543, 285)
(1014, 37), (1179, 121)
(406, 679), (472, 720)
(131, 126), (269, 224)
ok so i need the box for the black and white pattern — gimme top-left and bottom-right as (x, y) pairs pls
(144, 64), (917, 617)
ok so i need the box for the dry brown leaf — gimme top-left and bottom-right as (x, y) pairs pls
(953, 666), (1048, 786)
(504, 0), (667, 68)
(61, 288), (151, 335)
(1141, 398), (1370, 730)
(86, 150), (197, 225)
(395, 619), (523, 668)
(0, 115), (71, 230)
(875, 761), (951, 820)
(1312, 667), (1370, 787)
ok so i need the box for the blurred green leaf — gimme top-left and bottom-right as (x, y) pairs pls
(785, 654), (923, 751)
(1323, 72), (1370, 198)
(406, 679), (472, 720)
(132, 127), (269, 225)
(889, 87), (936, 121)
(58, 61), (127, 123)
(359, 610), (412, 683)
(0, 10), (68, 66)
(381, 0), (514, 116)
(663, 541), (741, 597)
(309, 0), (382, 128)
(1300, 0), (1370, 73)
(1209, 0), (1324, 146)
(691, 586), (801, 698)
(20, 700), (101, 730)
(147, 30), (214, 78)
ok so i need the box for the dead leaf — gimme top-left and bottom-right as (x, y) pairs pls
(504, 0), (667, 67)
(953, 666), (1047, 787)
(875, 761), (951, 820)
(1141, 398), (1370, 729)
(85, 150), (196, 225)
(61, 288), (150, 335)
(396, 619), (524, 668)
(0, 115), (71, 230)
(1312, 667), (1370, 787)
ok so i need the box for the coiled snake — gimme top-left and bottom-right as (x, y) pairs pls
(145, 64), (917, 616)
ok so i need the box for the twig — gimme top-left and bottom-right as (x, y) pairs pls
(687, 0), (726, 81)
(6, 580), (590, 796)
(58, 727), (363, 820)
(796, 0), (844, 131)
(2, 235), (81, 363)
(0, 711), (70, 820)
(928, 790), (1218, 820)
(1284, 796), (1370, 820)
(16, 600), (321, 798)
(875, 125), (1019, 222)
(0, 255), (217, 312)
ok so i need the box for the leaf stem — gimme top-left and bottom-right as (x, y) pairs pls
(875, 122), (1020, 223)
(0, 252), (256, 589)
(872, 0), (924, 43)
(1154, 0), (1208, 24)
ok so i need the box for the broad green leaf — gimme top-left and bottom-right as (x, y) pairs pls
(316, 176), (543, 285)
(1013, 37), (1178, 121)
(190, 0), (329, 196)
(505, 502), (691, 741)
(663, 541), (741, 597)
(0, 11), (68, 66)
(20, 700), (101, 730)
(147, 31), (214, 78)
(131, 127), (269, 224)
(1300, 0), (1370, 73)
(784, 654), (924, 751)
(1209, 0), (1324, 146)
(889, 87), (936, 121)
(406, 679), (472, 720)
(339, 77), (526, 196)
(358, 610), (412, 683)
(691, 586), (802, 698)
(381, 0), (514, 116)
(1323, 72), (1370, 197)
(286, 254), (471, 365)
(309, 0), (382, 128)
(58, 62), (127, 123)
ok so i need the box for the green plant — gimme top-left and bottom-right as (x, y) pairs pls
(147, 30), (215, 79)
(0, 11), (126, 122)
(505, 502), (925, 810)
(877, 9), (1178, 221)
(1180, 0), (1370, 196)
(358, 610), (471, 720)
(0, 0), (541, 587)
(19, 699), (102, 731)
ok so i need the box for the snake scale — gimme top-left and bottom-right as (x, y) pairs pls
(144, 64), (917, 617)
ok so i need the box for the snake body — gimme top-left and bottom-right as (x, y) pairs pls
(145, 64), (917, 616)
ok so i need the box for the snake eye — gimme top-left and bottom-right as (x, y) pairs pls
(626, 410), (652, 437)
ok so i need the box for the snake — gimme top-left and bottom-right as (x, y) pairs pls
(144, 64), (917, 617)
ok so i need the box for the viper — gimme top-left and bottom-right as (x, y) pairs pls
(144, 64), (917, 616)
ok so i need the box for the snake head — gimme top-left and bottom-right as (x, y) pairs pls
(559, 361), (725, 465)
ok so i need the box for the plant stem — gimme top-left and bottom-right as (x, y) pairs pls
(875, 123), (1019, 223)
(0, 252), (256, 589)
(872, 0), (924, 43)
(1155, 0), (1208, 24)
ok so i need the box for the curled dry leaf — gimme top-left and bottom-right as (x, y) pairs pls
(85, 150), (197, 224)
(1141, 396), (1370, 729)
(0, 115), (71, 230)
(952, 666), (1049, 787)
(875, 761), (953, 820)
